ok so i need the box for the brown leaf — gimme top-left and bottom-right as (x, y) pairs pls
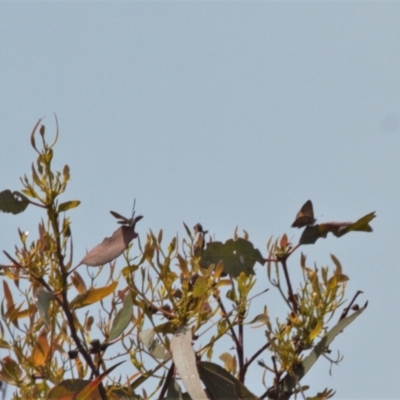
(78, 226), (138, 267)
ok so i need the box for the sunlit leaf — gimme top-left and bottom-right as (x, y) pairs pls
(192, 276), (208, 298)
(332, 212), (376, 237)
(109, 291), (134, 341)
(70, 282), (118, 309)
(280, 303), (368, 395)
(58, 200), (80, 213)
(138, 329), (171, 360)
(31, 329), (50, 367)
(308, 320), (323, 341)
(250, 313), (269, 328)
(219, 353), (237, 374)
(170, 326), (208, 400)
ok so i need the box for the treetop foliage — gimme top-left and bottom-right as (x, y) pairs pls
(0, 117), (375, 400)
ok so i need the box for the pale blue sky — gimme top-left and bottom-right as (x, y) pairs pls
(1, 2), (400, 399)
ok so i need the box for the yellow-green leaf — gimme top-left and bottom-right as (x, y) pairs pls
(177, 253), (189, 276)
(193, 276), (208, 298)
(308, 320), (323, 341)
(58, 200), (80, 213)
(219, 352), (237, 374)
(70, 282), (118, 309)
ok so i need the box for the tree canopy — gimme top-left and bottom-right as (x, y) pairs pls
(0, 118), (374, 400)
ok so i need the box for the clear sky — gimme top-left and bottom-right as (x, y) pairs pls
(1, 2), (399, 399)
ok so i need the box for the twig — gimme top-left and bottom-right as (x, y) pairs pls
(157, 362), (175, 400)
(338, 290), (363, 321)
(280, 258), (298, 313)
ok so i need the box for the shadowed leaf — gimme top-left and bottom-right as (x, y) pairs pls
(35, 288), (55, 328)
(200, 238), (263, 277)
(198, 361), (258, 400)
(165, 379), (183, 400)
(77, 226), (138, 267)
(299, 212), (376, 245)
(75, 361), (125, 400)
(0, 190), (30, 214)
(0, 356), (22, 385)
(109, 291), (134, 341)
(46, 375), (130, 400)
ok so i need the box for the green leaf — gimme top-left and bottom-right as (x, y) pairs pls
(58, 200), (80, 212)
(280, 303), (368, 395)
(70, 281), (118, 309)
(200, 238), (264, 277)
(192, 276), (208, 298)
(198, 361), (258, 400)
(0, 190), (30, 214)
(299, 212), (376, 245)
(109, 291), (134, 341)
(333, 211), (376, 237)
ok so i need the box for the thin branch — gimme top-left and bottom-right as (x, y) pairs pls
(280, 258), (298, 313)
(242, 342), (271, 375)
(157, 362), (175, 400)
(338, 290), (363, 321)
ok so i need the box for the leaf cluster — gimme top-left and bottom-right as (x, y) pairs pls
(0, 118), (373, 400)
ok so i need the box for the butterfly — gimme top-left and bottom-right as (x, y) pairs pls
(291, 200), (316, 228)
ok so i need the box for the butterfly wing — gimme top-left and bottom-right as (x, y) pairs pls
(291, 200), (316, 228)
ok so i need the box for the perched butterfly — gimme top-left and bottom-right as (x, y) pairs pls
(291, 200), (316, 228)
(110, 199), (143, 229)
